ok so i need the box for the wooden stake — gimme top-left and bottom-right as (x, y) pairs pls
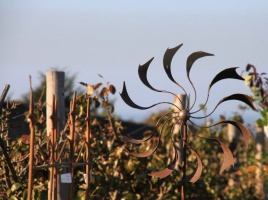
(46, 71), (66, 200)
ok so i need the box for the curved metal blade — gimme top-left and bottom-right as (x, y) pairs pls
(191, 67), (244, 114)
(163, 44), (183, 83)
(184, 145), (203, 183)
(209, 67), (244, 92)
(138, 57), (162, 92)
(190, 119), (252, 147)
(122, 129), (155, 144)
(213, 139), (235, 174)
(120, 82), (159, 110)
(186, 51), (213, 110)
(125, 131), (160, 158)
(222, 120), (252, 147)
(148, 148), (178, 179)
(218, 94), (257, 111)
(192, 93), (256, 119)
(186, 51), (214, 80)
(194, 134), (234, 174)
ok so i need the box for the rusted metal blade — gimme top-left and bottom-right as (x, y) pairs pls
(222, 120), (252, 147)
(148, 148), (178, 179)
(195, 134), (235, 174)
(209, 67), (244, 91)
(163, 44), (183, 83)
(218, 94), (257, 111)
(138, 57), (162, 92)
(184, 146), (202, 183)
(186, 51), (214, 80)
(212, 139), (235, 174)
(186, 51), (213, 110)
(125, 132), (160, 158)
(120, 82), (159, 110)
(122, 129), (155, 144)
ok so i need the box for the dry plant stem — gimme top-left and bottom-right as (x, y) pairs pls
(0, 85), (18, 185)
(107, 105), (117, 138)
(0, 138), (19, 184)
(0, 84), (10, 113)
(181, 121), (187, 200)
(0, 138), (18, 187)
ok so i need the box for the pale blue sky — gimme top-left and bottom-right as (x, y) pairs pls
(1, 1), (268, 123)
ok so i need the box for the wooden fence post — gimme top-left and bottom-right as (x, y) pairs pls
(255, 126), (266, 199)
(172, 94), (186, 166)
(46, 71), (66, 200)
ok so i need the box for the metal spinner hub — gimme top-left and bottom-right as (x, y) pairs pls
(178, 109), (190, 122)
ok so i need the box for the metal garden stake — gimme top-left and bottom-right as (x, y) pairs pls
(120, 43), (256, 200)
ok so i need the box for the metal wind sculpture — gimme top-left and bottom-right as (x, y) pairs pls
(120, 44), (256, 198)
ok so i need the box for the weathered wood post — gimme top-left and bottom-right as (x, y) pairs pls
(46, 71), (66, 200)
(172, 94), (186, 166)
(255, 126), (266, 199)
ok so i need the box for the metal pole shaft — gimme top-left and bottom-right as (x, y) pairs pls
(27, 90), (35, 200)
(181, 120), (187, 200)
(69, 92), (76, 200)
(85, 97), (91, 200)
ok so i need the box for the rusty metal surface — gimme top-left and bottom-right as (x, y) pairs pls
(120, 43), (254, 190)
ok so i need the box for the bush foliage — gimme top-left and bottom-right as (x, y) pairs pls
(0, 79), (267, 200)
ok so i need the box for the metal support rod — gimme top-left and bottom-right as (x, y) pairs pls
(68, 92), (76, 200)
(173, 94), (186, 166)
(27, 89), (35, 200)
(85, 97), (91, 200)
(181, 120), (187, 200)
(52, 98), (58, 200)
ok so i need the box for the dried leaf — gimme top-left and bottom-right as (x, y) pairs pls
(94, 83), (102, 90)
(78, 82), (87, 87)
(109, 84), (116, 94)
(87, 85), (94, 95)
(100, 87), (109, 97)
(246, 64), (256, 73)
(109, 104), (114, 113)
(93, 97), (100, 108)
(102, 100), (108, 108)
